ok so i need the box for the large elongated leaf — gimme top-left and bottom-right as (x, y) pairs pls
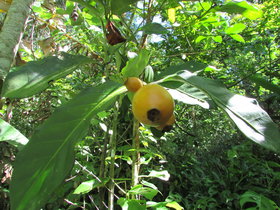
(161, 70), (280, 152)
(10, 81), (127, 210)
(1, 53), (91, 98)
(0, 118), (28, 149)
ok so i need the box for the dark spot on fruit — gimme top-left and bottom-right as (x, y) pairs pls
(147, 108), (161, 122)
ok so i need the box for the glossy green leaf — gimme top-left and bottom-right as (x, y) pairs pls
(225, 23), (246, 34)
(161, 70), (280, 152)
(121, 49), (150, 77)
(1, 53), (91, 98)
(230, 34), (245, 43)
(0, 118), (28, 149)
(218, 1), (263, 20)
(10, 81), (126, 210)
(73, 178), (109, 194)
(141, 23), (168, 35)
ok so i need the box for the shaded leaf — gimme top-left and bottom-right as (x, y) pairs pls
(161, 70), (280, 152)
(2, 53), (91, 98)
(129, 185), (159, 200)
(0, 118), (28, 149)
(249, 74), (280, 95)
(110, 0), (139, 15)
(121, 49), (150, 77)
(10, 82), (126, 210)
(142, 23), (168, 35)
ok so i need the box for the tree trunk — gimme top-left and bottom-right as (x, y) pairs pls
(0, 0), (33, 80)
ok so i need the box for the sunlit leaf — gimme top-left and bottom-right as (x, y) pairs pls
(225, 23), (246, 34)
(230, 34), (245, 43)
(73, 178), (109, 194)
(2, 53), (91, 98)
(10, 82), (126, 210)
(0, 118), (28, 149)
(212, 36), (223, 43)
(168, 8), (176, 23)
(121, 49), (150, 77)
(148, 170), (170, 181)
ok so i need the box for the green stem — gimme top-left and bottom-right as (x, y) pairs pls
(108, 100), (120, 209)
(131, 118), (140, 194)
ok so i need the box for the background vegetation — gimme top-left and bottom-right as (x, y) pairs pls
(0, 0), (279, 209)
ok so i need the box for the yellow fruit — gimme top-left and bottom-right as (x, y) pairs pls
(156, 113), (175, 132)
(125, 77), (143, 92)
(132, 84), (174, 126)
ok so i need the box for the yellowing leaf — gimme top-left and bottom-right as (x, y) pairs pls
(168, 8), (176, 23)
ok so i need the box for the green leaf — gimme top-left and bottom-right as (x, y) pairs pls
(161, 81), (214, 109)
(0, 118), (29, 149)
(2, 53), (91, 98)
(225, 23), (246, 34)
(230, 34), (245, 43)
(249, 74), (280, 95)
(157, 62), (207, 79)
(195, 35), (206, 43)
(110, 0), (139, 15)
(121, 49), (150, 77)
(212, 36), (222, 43)
(73, 178), (109, 194)
(141, 23), (168, 35)
(161, 70), (280, 153)
(129, 185), (159, 200)
(218, 1), (263, 20)
(168, 8), (176, 23)
(166, 201), (184, 210)
(148, 170), (170, 181)
(10, 81), (126, 210)
(118, 198), (146, 210)
(240, 191), (279, 209)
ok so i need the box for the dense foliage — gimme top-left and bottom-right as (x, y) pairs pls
(0, 0), (279, 209)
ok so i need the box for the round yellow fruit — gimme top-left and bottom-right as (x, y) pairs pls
(132, 84), (174, 126)
(125, 77), (143, 92)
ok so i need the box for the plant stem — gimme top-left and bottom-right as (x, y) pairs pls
(108, 101), (119, 209)
(131, 118), (140, 192)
